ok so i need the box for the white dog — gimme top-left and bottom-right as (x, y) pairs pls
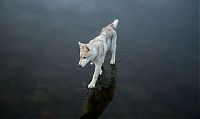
(78, 19), (119, 88)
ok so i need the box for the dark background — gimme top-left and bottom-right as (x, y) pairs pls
(0, 0), (199, 118)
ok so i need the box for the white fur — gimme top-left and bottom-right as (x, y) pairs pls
(78, 19), (119, 88)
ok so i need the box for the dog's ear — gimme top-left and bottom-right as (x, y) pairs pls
(85, 45), (90, 52)
(82, 45), (90, 52)
(78, 42), (83, 48)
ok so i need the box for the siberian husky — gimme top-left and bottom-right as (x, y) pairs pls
(78, 19), (119, 88)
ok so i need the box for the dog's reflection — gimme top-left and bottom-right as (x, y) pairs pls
(80, 65), (117, 119)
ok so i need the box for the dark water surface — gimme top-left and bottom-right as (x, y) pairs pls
(0, 0), (199, 118)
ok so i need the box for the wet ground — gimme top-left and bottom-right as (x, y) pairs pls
(0, 0), (199, 118)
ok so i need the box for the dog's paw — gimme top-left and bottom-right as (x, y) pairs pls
(99, 69), (103, 75)
(88, 82), (95, 88)
(110, 60), (115, 65)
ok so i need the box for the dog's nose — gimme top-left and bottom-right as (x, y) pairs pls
(78, 64), (82, 67)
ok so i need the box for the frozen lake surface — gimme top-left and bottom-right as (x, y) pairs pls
(0, 0), (198, 118)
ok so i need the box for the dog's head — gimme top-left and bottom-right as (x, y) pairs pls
(78, 42), (93, 67)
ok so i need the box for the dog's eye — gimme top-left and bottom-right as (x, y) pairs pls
(83, 57), (87, 59)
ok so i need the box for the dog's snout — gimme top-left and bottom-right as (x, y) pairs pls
(78, 64), (82, 67)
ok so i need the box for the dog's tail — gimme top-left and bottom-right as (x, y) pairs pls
(111, 19), (119, 29)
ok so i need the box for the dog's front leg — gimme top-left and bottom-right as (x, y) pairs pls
(88, 63), (102, 88)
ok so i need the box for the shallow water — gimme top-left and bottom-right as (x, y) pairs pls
(0, 0), (199, 118)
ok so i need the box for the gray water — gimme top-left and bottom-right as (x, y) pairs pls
(0, 0), (199, 118)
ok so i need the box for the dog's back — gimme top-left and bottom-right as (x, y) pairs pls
(100, 19), (119, 39)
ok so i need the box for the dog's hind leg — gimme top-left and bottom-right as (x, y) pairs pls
(110, 31), (117, 65)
